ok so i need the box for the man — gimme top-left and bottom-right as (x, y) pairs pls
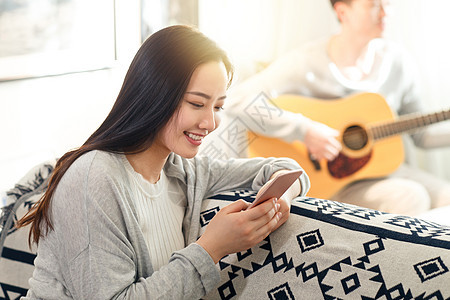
(201, 0), (450, 215)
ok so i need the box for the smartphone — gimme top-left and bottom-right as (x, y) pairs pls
(247, 169), (303, 210)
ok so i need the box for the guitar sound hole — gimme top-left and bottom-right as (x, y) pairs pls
(343, 125), (368, 150)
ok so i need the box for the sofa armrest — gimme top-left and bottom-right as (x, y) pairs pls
(199, 190), (450, 299)
(0, 160), (55, 297)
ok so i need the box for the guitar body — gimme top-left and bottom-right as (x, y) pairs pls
(247, 93), (404, 199)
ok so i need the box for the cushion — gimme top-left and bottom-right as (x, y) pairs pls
(0, 161), (55, 299)
(199, 190), (450, 299)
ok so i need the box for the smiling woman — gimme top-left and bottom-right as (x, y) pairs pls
(14, 25), (309, 299)
(156, 61), (229, 160)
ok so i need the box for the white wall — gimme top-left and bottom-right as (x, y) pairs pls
(199, 0), (339, 81)
(0, 0), (141, 191)
(0, 69), (124, 191)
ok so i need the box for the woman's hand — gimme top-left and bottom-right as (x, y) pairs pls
(272, 196), (290, 231)
(197, 198), (281, 264)
(263, 169), (301, 231)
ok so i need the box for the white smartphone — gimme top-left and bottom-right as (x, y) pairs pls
(247, 169), (303, 210)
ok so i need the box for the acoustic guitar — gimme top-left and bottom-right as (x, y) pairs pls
(247, 93), (450, 199)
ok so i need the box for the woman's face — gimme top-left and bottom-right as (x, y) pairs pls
(157, 60), (229, 158)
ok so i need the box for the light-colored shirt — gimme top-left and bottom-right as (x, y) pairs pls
(122, 156), (186, 271)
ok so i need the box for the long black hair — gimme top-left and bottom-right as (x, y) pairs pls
(17, 25), (234, 245)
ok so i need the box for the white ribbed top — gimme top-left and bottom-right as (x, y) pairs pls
(122, 156), (186, 271)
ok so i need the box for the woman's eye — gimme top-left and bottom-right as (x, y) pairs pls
(214, 106), (224, 111)
(189, 102), (203, 108)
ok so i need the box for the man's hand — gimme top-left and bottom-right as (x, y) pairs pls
(304, 121), (342, 161)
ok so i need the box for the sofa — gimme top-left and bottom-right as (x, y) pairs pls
(1, 161), (449, 299)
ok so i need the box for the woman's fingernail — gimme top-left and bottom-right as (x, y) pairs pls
(276, 203), (280, 211)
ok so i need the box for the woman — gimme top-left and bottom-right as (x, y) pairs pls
(17, 25), (309, 299)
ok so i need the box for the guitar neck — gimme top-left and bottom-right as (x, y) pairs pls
(370, 109), (450, 140)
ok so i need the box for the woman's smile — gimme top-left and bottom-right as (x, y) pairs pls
(184, 131), (207, 145)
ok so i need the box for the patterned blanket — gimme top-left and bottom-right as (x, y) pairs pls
(199, 190), (450, 300)
(1, 164), (449, 299)
(0, 161), (54, 299)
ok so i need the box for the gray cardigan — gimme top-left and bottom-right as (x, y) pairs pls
(24, 151), (309, 299)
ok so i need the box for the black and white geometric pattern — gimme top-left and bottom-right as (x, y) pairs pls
(0, 161), (54, 300)
(2, 171), (450, 299)
(199, 191), (450, 299)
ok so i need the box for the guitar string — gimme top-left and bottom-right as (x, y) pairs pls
(368, 109), (450, 140)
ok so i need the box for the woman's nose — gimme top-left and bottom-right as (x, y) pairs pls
(199, 108), (216, 131)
